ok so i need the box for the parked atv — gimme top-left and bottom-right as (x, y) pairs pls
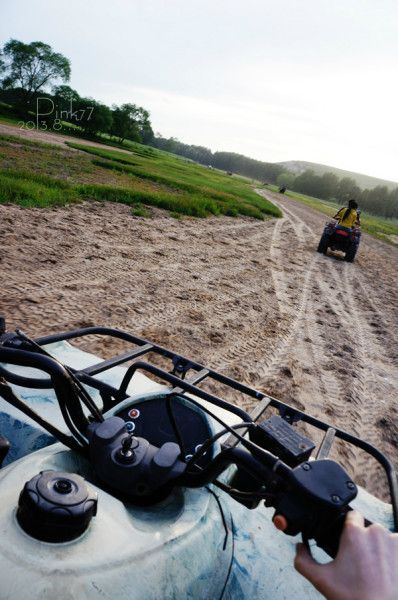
(317, 221), (361, 262)
(0, 323), (396, 599)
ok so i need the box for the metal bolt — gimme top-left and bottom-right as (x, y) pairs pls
(302, 463), (311, 471)
(346, 482), (355, 490)
(331, 495), (341, 503)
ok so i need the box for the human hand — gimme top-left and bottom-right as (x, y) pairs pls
(294, 511), (398, 600)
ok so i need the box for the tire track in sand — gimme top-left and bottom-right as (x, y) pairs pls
(256, 192), (391, 489)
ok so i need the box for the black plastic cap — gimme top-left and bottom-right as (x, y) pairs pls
(17, 470), (97, 542)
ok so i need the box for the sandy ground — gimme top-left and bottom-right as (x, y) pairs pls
(1, 179), (398, 497)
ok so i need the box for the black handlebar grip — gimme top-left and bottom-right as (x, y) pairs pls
(313, 510), (348, 558)
(313, 508), (372, 559)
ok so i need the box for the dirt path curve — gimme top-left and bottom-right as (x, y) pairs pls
(1, 189), (397, 496)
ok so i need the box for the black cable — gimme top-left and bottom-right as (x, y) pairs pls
(58, 397), (89, 448)
(51, 379), (88, 448)
(166, 395), (187, 458)
(0, 377), (83, 453)
(168, 393), (268, 463)
(190, 452), (273, 502)
(212, 478), (273, 501)
(15, 329), (104, 423)
(185, 422), (254, 471)
(206, 486), (229, 551)
(190, 457), (272, 505)
(69, 376), (104, 421)
(169, 393), (289, 484)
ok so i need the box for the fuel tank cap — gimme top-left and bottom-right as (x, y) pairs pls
(17, 470), (97, 542)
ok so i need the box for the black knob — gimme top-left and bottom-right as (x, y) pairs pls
(17, 470), (97, 542)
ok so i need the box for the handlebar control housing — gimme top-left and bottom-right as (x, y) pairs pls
(272, 459), (358, 557)
(87, 417), (186, 502)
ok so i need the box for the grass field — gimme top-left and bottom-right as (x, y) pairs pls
(0, 132), (281, 219)
(0, 113), (22, 126)
(265, 184), (398, 246)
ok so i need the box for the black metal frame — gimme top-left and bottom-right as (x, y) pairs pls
(0, 325), (397, 529)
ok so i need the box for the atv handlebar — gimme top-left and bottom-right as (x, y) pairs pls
(0, 325), (396, 559)
(179, 444), (358, 558)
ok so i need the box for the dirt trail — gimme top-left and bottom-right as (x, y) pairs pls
(1, 189), (397, 496)
(256, 191), (398, 494)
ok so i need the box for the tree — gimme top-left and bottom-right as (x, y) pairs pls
(111, 104), (140, 142)
(387, 188), (398, 219)
(141, 121), (155, 145)
(358, 186), (398, 218)
(52, 84), (80, 103)
(319, 172), (339, 199)
(111, 103), (153, 143)
(277, 172), (296, 190)
(370, 185), (389, 203)
(136, 107), (153, 143)
(77, 98), (112, 136)
(293, 169), (317, 195)
(1, 39), (70, 113)
(48, 85), (80, 127)
(389, 187), (398, 204)
(336, 177), (360, 203)
(212, 151), (283, 182)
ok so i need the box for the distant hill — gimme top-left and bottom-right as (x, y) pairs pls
(277, 160), (398, 191)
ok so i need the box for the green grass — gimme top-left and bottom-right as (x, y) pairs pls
(0, 131), (281, 219)
(0, 170), (218, 216)
(76, 182), (220, 217)
(265, 184), (398, 246)
(0, 170), (78, 207)
(131, 204), (151, 218)
(0, 119), (280, 219)
(0, 113), (24, 126)
(66, 142), (282, 219)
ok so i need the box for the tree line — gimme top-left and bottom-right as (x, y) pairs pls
(277, 169), (398, 219)
(0, 39), (154, 144)
(153, 136), (284, 185)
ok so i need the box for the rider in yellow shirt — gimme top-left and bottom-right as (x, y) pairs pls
(333, 199), (360, 228)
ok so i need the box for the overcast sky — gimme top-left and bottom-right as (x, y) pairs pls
(1, 0), (397, 181)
